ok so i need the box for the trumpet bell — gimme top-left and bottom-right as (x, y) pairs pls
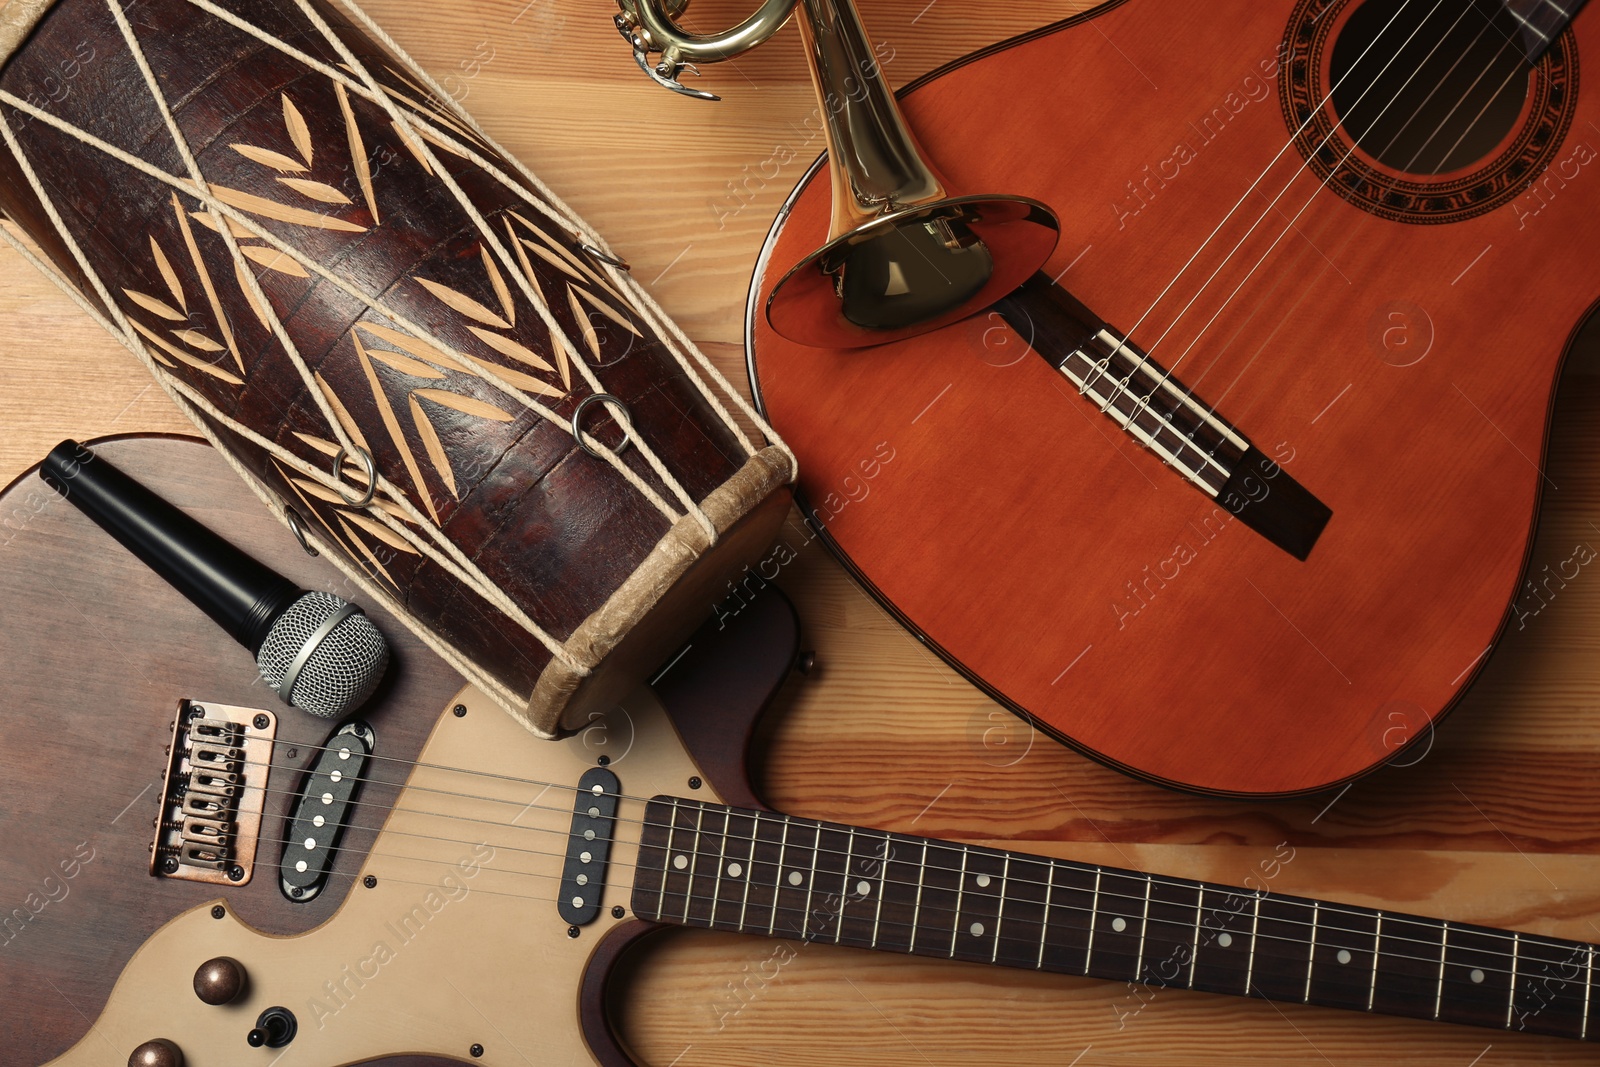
(765, 194), (1059, 349)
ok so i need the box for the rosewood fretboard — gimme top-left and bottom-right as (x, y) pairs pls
(633, 798), (1596, 1041)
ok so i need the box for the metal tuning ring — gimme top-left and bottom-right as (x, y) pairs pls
(581, 244), (631, 271)
(283, 506), (319, 557)
(571, 393), (634, 459)
(330, 446), (377, 509)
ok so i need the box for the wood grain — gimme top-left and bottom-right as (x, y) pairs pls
(4, 1), (1599, 1064)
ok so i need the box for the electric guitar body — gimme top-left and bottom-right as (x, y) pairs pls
(15, 436), (1600, 1064)
(746, 0), (1600, 796)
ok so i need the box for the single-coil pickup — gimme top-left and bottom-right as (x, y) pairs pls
(558, 767), (621, 925)
(280, 720), (374, 903)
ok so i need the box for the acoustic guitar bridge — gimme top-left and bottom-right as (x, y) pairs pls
(995, 273), (1332, 560)
(150, 700), (276, 885)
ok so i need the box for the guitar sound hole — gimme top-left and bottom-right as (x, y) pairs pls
(1330, 0), (1531, 175)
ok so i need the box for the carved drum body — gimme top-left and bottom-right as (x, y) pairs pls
(0, 0), (793, 734)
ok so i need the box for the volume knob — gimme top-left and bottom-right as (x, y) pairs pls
(128, 1039), (184, 1067)
(193, 955), (248, 1005)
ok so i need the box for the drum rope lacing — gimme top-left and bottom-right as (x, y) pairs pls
(0, 0), (795, 713)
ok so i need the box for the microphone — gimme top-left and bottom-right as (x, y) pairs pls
(39, 440), (389, 718)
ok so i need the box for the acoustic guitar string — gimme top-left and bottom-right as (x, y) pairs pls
(220, 800), (1574, 986)
(186, 736), (1563, 964)
(1177, 11), (1508, 435)
(1070, 0), (1447, 409)
(1183, 11), (1527, 441)
(1145, 15), (1524, 399)
(1131, 0), (1513, 404)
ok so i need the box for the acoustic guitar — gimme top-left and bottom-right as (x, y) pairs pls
(746, 0), (1600, 796)
(8, 438), (1600, 1065)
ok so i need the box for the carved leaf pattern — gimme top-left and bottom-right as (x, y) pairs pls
(149, 236), (186, 312)
(282, 94), (313, 168)
(277, 178), (352, 205)
(122, 288), (185, 321)
(239, 245), (310, 277)
(416, 277), (511, 329)
(407, 394), (457, 497)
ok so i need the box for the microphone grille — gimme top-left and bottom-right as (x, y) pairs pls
(256, 591), (389, 718)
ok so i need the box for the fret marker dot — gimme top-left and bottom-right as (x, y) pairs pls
(976, 874), (991, 888)
(1337, 949), (1352, 965)
(970, 922), (985, 937)
(1471, 968), (1485, 984)
(856, 880), (871, 896)
(1111, 917), (1127, 933)
(1218, 932), (1233, 948)
(672, 855), (688, 870)
(727, 863), (743, 878)
(788, 871), (803, 886)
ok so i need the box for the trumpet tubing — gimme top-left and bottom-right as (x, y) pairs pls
(615, 0), (1060, 348)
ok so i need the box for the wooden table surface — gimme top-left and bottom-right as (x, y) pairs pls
(4, 1), (1600, 1064)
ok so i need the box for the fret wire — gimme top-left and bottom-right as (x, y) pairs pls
(872, 831), (891, 949)
(1435, 921), (1448, 1020)
(641, 818), (1591, 1007)
(837, 828), (857, 945)
(1037, 863), (1055, 970)
(1584, 944), (1593, 1041)
(659, 796), (678, 922)
(707, 807), (728, 928)
(951, 846), (971, 958)
(1507, 932), (1521, 1028)
(1085, 869), (1103, 972)
(1369, 914), (1383, 1013)
(1135, 874), (1152, 980)
(687, 803), (708, 926)
(769, 814), (793, 937)
(910, 840), (929, 954)
(630, 807), (1556, 958)
(638, 801), (1589, 989)
(1245, 893), (1262, 995)
(1189, 888), (1203, 989)
(799, 822), (818, 941)
(738, 811), (757, 933)
(992, 856), (1011, 966)
(1305, 902), (1319, 1004)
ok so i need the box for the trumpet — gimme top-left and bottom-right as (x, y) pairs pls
(614, 0), (1060, 348)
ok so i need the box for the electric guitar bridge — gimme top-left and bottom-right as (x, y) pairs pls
(149, 700), (276, 885)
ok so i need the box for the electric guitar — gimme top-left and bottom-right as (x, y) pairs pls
(746, 0), (1600, 796)
(7, 439), (1600, 1065)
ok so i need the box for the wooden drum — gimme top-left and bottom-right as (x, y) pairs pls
(0, 0), (794, 735)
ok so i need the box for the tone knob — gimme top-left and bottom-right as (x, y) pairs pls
(128, 1039), (184, 1067)
(193, 955), (248, 1005)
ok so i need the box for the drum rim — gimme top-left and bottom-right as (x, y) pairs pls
(0, 0), (62, 70)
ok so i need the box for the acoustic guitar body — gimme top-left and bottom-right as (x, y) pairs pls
(747, 0), (1600, 796)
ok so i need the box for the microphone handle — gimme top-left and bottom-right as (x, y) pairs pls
(40, 440), (302, 654)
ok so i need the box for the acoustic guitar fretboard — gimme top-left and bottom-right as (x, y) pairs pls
(633, 797), (1596, 1041)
